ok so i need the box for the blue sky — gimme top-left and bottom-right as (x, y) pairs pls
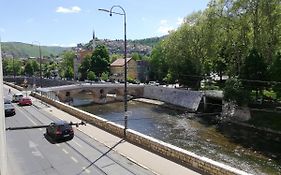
(0, 0), (209, 47)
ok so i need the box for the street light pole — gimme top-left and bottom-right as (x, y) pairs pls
(99, 5), (128, 138)
(32, 41), (42, 88)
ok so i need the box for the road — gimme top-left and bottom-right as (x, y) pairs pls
(4, 85), (156, 175)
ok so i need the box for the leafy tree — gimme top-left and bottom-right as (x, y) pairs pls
(131, 52), (142, 61)
(78, 55), (91, 81)
(3, 58), (22, 76)
(87, 71), (97, 81)
(59, 51), (75, 79)
(101, 72), (109, 81)
(224, 78), (250, 106)
(240, 48), (267, 99)
(24, 60), (34, 76)
(270, 52), (281, 98)
(91, 44), (110, 77)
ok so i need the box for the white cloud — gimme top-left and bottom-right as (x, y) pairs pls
(158, 26), (174, 35)
(56, 6), (81, 14)
(157, 19), (173, 35)
(160, 19), (168, 25)
(176, 17), (184, 25)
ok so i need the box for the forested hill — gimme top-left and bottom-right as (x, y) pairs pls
(1, 42), (70, 58)
(1, 36), (164, 59)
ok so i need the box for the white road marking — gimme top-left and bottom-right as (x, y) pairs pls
(29, 140), (44, 158)
(72, 140), (82, 148)
(82, 167), (91, 174)
(71, 156), (78, 163)
(56, 144), (60, 147)
(62, 148), (69, 154)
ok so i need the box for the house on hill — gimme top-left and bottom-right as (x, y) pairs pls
(110, 58), (137, 82)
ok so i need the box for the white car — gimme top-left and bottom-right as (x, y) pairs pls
(12, 93), (23, 102)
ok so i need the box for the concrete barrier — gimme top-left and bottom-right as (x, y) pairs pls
(30, 92), (250, 175)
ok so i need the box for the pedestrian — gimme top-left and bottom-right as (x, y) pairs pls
(8, 88), (11, 94)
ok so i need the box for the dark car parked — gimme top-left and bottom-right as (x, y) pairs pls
(4, 103), (16, 117)
(46, 121), (74, 142)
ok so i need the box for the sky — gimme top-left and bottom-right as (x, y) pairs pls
(0, 0), (210, 47)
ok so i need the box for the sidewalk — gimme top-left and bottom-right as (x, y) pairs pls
(34, 100), (200, 175)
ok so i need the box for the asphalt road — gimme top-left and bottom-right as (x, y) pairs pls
(4, 85), (156, 175)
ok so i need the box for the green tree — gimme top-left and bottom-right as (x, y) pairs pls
(270, 53), (281, 98)
(223, 78), (250, 106)
(59, 51), (75, 79)
(100, 72), (109, 81)
(91, 44), (110, 77)
(24, 60), (34, 76)
(240, 48), (267, 99)
(87, 71), (97, 81)
(78, 55), (91, 80)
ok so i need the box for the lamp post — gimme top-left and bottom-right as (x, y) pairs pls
(32, 41), (42, 88)
(99, 5), (128, 137)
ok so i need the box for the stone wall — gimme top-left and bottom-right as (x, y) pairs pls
(143, 86), (203, 112)
(31, 92), (249, 175)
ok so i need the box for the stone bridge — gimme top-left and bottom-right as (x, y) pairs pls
(37, 83), (207, 112)
(38, 84), (144, 104)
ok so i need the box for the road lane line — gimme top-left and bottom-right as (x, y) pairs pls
(62, 148), (69, 154)
(72, 140), (82, 148)
(82, 167), (91, 174)
(71, 156), (78, 163)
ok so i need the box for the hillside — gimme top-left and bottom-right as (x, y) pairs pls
(83, 36), (165, 56)
(1, 36), (164, 59)
(1, 42), (70, 58)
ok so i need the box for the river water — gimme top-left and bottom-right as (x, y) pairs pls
(73, 98), (281, 175)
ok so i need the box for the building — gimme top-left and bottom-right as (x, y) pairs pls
(110, 58), (137, 82)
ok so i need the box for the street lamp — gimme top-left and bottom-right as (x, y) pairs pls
(99, 5), (128, 137)
(32, 41), (42, 88)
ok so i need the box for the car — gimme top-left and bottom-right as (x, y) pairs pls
(12, 93), (23, 102)
(4, 103), (16, 117)
(4, 98), (12, 104)
(18, 97), (32, 106)
(46, 121), (74, 142)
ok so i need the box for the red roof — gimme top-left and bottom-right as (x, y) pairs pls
(111, 58), (132, 67)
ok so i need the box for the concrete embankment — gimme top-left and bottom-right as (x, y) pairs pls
(30, 91), (250, 175)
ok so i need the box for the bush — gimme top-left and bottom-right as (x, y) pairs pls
(223, 78), (250, 106)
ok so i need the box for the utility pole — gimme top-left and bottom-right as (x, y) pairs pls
(0, 37), (8, 175)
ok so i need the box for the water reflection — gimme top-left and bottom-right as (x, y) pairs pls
(77, 100), (281, 175)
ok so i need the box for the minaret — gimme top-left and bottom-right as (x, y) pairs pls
(92, 29), (96, 50)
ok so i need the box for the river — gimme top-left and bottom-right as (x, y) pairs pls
(73, 98), (281, 175)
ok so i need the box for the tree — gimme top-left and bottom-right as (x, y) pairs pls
(78, 55), (91, 81)
(87, 71), (97, 81)
(224, 78), (250, 106)
(270, 52), (281, 98)
(59, 51), (75, 79)
(24, 60), (34, 76)
(91, 44), (110, 77)
(240, 48), (267, 99)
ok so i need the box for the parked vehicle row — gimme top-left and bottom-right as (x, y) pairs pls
(4, 92), (33, 117)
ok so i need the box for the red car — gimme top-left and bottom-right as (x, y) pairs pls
(18, 97), (32, 106)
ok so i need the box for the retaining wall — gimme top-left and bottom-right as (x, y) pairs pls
(143, 86), (203, 112)
(31, 92), (249, 175)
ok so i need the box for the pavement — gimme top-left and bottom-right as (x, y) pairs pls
(32, 98), (201, 175)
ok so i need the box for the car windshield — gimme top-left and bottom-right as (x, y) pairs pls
(59, 124), (71, 130)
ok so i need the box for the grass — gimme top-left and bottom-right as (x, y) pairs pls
(248, 110), (281, 132)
